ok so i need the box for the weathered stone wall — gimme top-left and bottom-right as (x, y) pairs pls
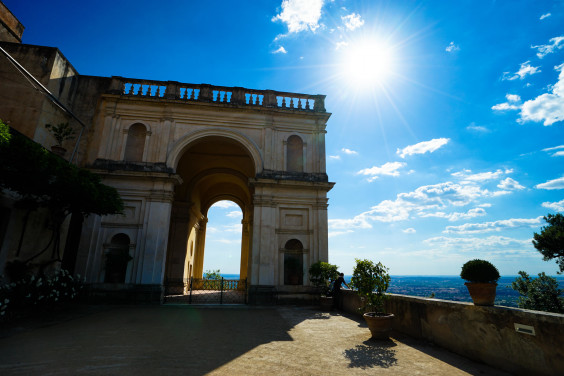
(0, 1), (24, 43)
(341, 290), (564, 376)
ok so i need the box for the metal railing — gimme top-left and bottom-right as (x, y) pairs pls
(165, 278), (247, 304)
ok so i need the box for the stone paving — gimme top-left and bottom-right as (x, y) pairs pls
(0, 305), (510, 375)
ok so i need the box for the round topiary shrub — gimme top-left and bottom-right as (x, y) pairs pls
(460, 259), (500, 283)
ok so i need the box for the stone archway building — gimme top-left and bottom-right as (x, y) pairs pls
(73, 79), (334, 302)
(0, 15), (333, 302)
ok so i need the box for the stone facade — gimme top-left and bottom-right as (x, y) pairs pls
(1, 32), (333, 302)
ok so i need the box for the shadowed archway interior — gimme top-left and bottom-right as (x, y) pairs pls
(164, 136), (255, 294)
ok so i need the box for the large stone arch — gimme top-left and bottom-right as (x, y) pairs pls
(166, 127), (264, 174)
(164, 135), (256, 294)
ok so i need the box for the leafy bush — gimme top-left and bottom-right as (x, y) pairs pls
(350, 259), (390, 313)
(308, 261), (339, 296)
(0, 269), (84, 321)
(460, 259), (500, 283)
(511, 271), (564, 313)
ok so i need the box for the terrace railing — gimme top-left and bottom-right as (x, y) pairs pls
(107, 77), (326, 113)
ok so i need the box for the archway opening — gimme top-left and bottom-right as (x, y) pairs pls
(164, 136), (255, 294)
(202, 200), (243, 278)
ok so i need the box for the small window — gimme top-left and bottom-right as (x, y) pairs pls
(124, 123), (147, 161)
(287, 135), (303, 172)
(284, 239), (303, 285)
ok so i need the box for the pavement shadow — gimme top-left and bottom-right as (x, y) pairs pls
(0, 305), (300, 376)
(344, 339), (398, 369)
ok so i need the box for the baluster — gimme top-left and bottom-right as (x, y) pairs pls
(132, 84), (138, 95)
(121, 82), (127, 95)
(220, 91), (225, 102)
(186, 89), (191, 100)
(282, 97), (286, 108)
(253, 94), (257, 105)
(157, 86), (162, 97)
(306, 98), (311, 110)
(290, 98), (294, 108)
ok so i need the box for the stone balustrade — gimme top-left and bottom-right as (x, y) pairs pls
(107, 77), (326, 113)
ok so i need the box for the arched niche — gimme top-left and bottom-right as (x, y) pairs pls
(284, 239), (304, 285)
(124, 123), (147, 161)
(104, 233), (132, 283)
(287, 135), (304, 172)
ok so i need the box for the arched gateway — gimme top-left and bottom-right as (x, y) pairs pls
(76, 79), (333, 303)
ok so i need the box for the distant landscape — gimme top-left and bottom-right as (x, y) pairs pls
(220, 274), (564, 308)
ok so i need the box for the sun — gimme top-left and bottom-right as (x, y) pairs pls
(340, 39), (396, 88)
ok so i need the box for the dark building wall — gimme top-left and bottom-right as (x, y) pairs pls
(0, 1), (24, 43)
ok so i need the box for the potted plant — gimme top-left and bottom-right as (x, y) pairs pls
(308, 261), (339, 309)
(350, 258), (394, 339)
(45, 122), (75, 156)
(460, 259), (500, 306)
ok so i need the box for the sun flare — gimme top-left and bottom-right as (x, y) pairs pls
(341, 39), (396, 88)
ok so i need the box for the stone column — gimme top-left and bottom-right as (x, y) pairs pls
(192, 218), (208, 279)
(240, 218), (250, 281)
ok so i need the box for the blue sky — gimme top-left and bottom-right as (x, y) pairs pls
(6, 0), (564, 275)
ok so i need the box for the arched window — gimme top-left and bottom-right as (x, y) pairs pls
(287, 135), (303, 172)
(124, 123), (147, 161)
(104, 233), (132, 283)
(284, 239), (303, 285)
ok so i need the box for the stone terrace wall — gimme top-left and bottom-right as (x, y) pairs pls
(341, 290), (564, 376)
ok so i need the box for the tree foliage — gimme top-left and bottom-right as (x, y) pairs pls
(308, 261), (339, 296)
(533, 214), (564, 273)
(0, 125), (123, 217)
(511, 271), (564, 313)
(203, 269), (222, 280)
(350, 259), (390, 313)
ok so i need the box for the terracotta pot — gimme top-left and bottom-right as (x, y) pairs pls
(320, 296), (333, 311)
(50, 145), (66, 157)
(363, 312), (394, 339)
(464, 282), (497, 306)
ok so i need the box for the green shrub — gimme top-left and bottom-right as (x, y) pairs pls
(350, 259), (390, 313)
(460, 259), (500, 283)
(0, 269), (84, 321)
(308, 261), (339, 296)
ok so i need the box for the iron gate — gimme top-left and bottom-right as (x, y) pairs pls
(165, 278), (247, 304)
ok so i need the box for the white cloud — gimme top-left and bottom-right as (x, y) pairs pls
(445, 41), (459, 52)
(451, 168), (509, 183)
(226, 211), (242, 218)
(272, 0), (324, 34)
(273, 46), (287, 54)
(423, 235), (532, 252)
(535, 176), (564, 190)
(212, 201), (237, 209)
(542, 145), (564, 152)
(540, 13), (551, 20)
(328, 155), (341, 160)
(542, 199), (564, 211)
(214, 239), (240, 244)
(402, 228), (416, 234)
(506, 94), (521, 102)
(396, 138), (450, 158)
(497, 178), (525, 190)
(341, 148), (358, 155)
(443, 217), (543, 234)
(553, 151), (564, 157)
(532, 36), (564, 58)
(503, 61), (541, 80)
(329, 230), (354, 238)
(224, 224), (243, 232)
(357, 162), (406, 182)
(335, 41), (348, 50)
(341, 13), (364, 31)
(466, 123), (490, 133)
(519, 63), (564, 126)
(329, 180), (510, 229)
(419, 207), (487, 222)
(492, 102), (521, 111)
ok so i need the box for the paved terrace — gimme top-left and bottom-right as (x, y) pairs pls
(0, 305), (508, 375)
